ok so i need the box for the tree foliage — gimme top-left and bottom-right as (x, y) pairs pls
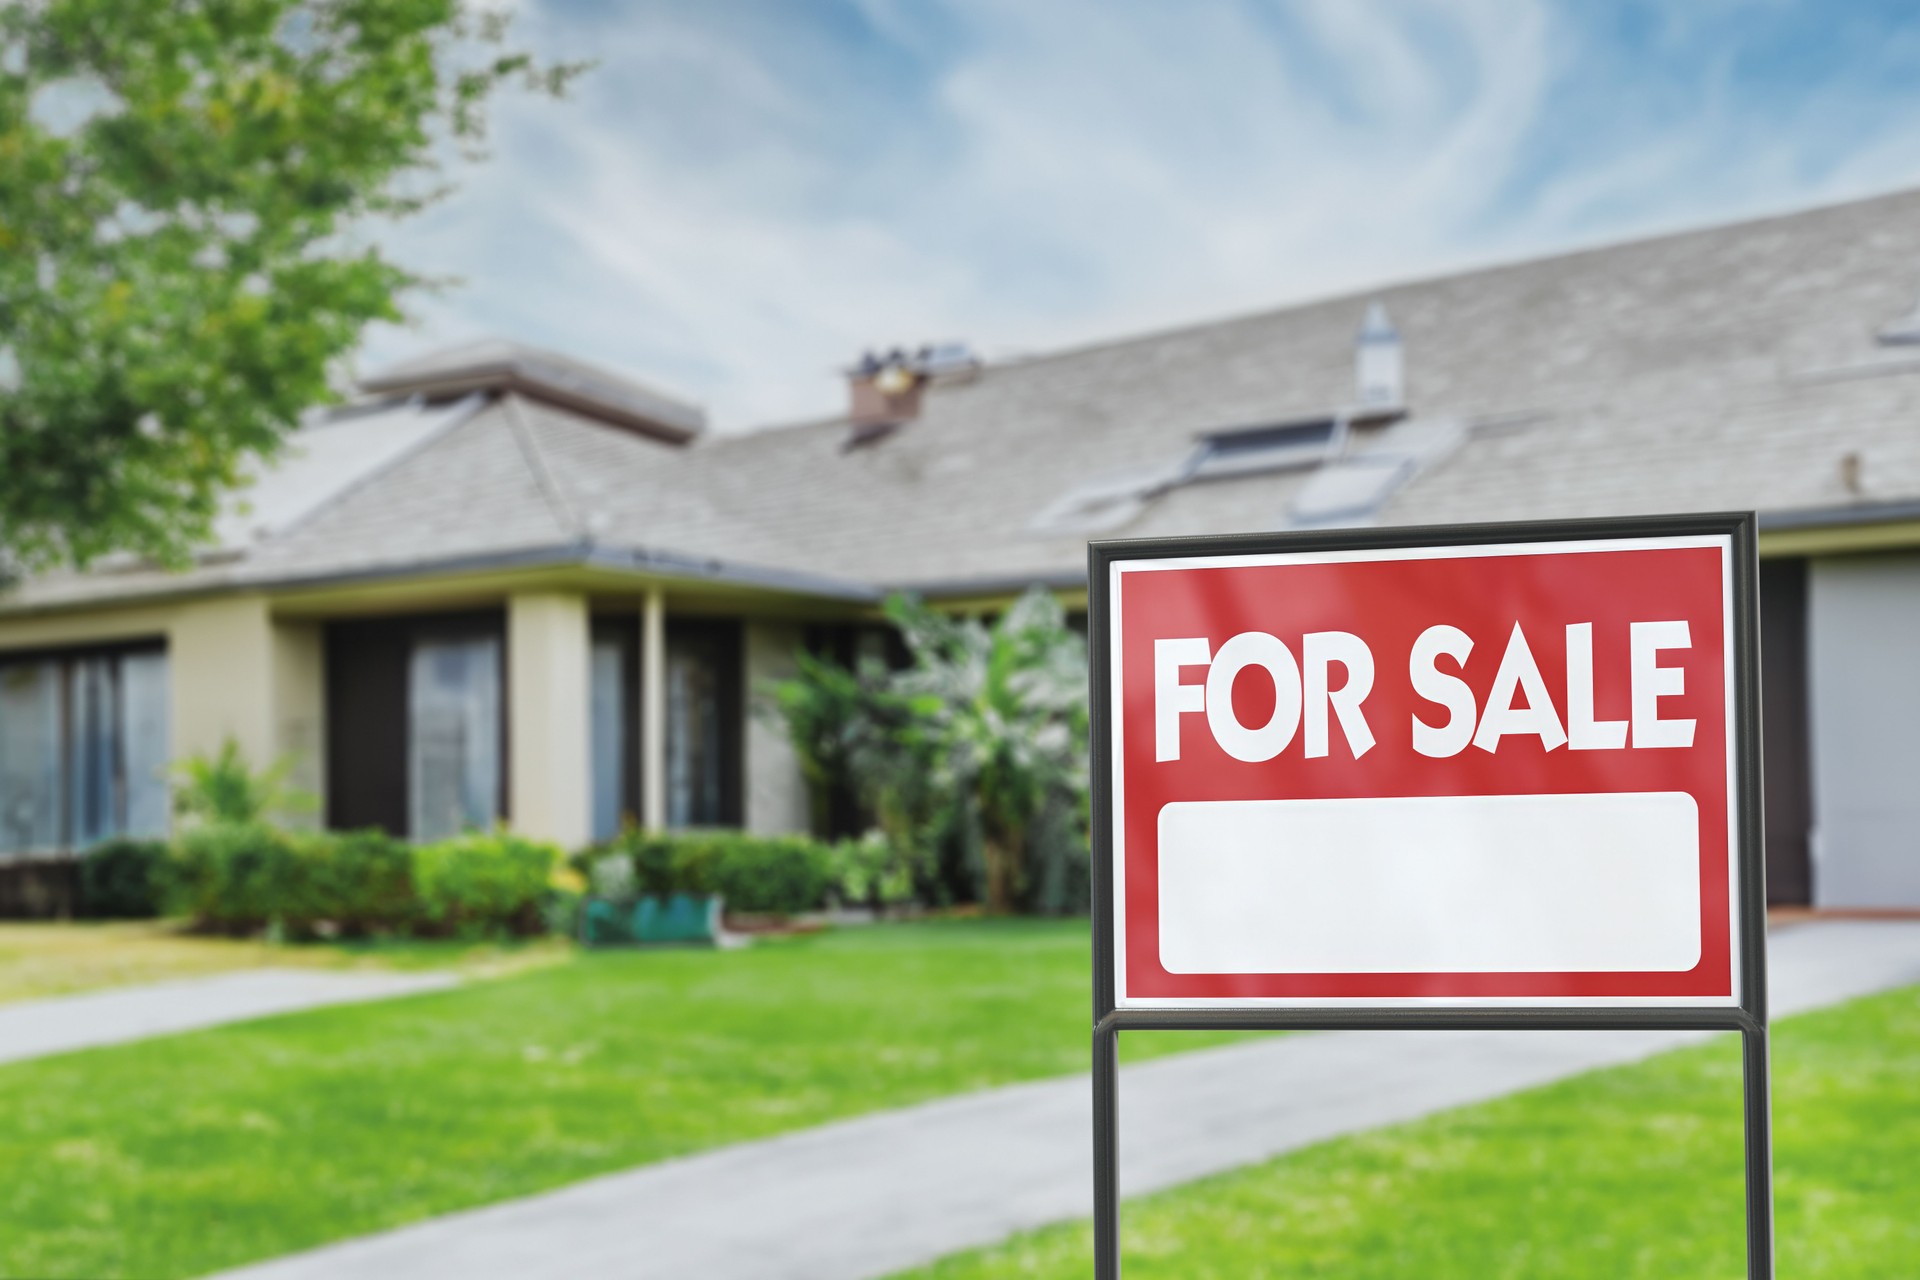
(0, 0), (582, 570)
(771, 589), (1091, 914)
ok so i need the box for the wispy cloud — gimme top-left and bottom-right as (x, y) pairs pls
(358, 0), (1920, 429)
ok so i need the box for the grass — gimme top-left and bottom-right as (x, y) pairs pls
(0, 920), (567, 1006)
(0, 918), (1236, 1279)
(895, 982), (1920, 1279)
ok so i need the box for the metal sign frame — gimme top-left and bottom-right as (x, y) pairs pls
(1088, 511), (1771, 1279)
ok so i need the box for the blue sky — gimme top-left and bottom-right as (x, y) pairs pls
(359, 0), (1920, 429)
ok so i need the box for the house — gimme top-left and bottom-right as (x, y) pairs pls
(5, 188), (1920, 909)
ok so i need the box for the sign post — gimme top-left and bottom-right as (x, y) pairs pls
(1089, 513), (1770, 1278)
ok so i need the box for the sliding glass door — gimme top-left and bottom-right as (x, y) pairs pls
(407, 635), (502, 841)
(666, 622), (741, 829)
(0, 646), (170, 857)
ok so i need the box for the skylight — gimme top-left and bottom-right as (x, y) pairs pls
(1188, 416), (1345, 481)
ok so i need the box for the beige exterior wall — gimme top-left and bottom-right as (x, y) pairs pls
(271, 619), (326, 821)
(507, 590), (592, 849)
(742, 620), (812, 837)
(167, 595), (277, 769)
(0, 595), (329, 834)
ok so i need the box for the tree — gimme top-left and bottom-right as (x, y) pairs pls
(770, 589), (1091, 914)
(0, 1), (582, 571)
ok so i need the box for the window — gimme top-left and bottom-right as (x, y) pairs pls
(408, 635), (501, 840)
(327, 611), (507, 839)
(0, 662), (61, 854)
(1189, 417), (1344, 481)
(666, 623), (741, 828)
(0, 646), (170, 857)
(590, 628), (632, 841)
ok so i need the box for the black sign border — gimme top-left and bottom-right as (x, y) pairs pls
(1088, 511), (1770, 1278)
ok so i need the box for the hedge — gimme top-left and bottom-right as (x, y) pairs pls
(411, 831), (559, 937)
(168, 825), (560, 938)
(584, 829), (840, 916)
(77, 838), (171, 918)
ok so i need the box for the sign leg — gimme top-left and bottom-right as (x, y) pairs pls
(1094, 1024), (1120, 1279)
(1741, 1023), (1775, 1279)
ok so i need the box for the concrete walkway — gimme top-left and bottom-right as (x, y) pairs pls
(0, 968), (458, 1066)
(215, 920), (1920, 1280)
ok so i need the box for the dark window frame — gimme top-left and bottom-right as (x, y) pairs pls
(323, 610), (508, 837)
(665, 618), (744, 829)
(589, 615), (642, 837)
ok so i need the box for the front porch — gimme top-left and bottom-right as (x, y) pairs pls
(0, 565), (875, 862)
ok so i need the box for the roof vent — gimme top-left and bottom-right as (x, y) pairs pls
(845, 343), (979, 446)
(1355, 301), (1403, 409)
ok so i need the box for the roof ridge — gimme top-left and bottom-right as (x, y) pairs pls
(501, 392), (588, 543)
(736, 183), (1920, 434)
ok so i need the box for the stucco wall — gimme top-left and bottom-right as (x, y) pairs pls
(271, 619), (326, 823)
(742, 620), (812, 837)
(507, 591), (592, 849)
(1808, 552), (1920, 908)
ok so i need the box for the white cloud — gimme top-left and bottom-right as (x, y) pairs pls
(356, 0), (1920, 430)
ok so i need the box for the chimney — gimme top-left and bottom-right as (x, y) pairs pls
(844, 343), (978, 445)
(1355, 301), (1404, 409)
(847, 348), (926, 441)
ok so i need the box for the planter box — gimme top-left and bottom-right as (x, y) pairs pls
(581, 893), (724, 947)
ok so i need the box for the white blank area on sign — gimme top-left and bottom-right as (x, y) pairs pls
(1157, 792), (1702, 975)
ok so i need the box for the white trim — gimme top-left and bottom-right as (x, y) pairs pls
(1109, 533), (1742, 1011)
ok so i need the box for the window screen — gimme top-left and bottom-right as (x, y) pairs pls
(666, 624), (740, 828)
(0, 662), (62, 855)
(408, 636), (502, 840)
(590, 633), (629, 841)
(0, 647), (169, 856)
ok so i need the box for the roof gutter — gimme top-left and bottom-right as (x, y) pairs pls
(264, 540), (881, 603)
(0, 540), (881, 621)
(1757, 497), (1920, 531)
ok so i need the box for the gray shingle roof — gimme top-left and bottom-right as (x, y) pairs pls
(10, 186), (1920, 616)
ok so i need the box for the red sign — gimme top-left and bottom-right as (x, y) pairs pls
(1107, 534), (1742, 1009)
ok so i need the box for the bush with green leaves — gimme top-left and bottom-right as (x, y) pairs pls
(168, 822), (308, 933)
(311, 829), (415, 935)
(830, 831), (919, 910)
(770, 588), (1090, 914)
(411, 830), (559, 937)
(76, 837), (170, 918)
(172, 823), (560, 938)
(584, 829), (839, 916)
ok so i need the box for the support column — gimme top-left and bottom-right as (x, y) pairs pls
(641, 587), (667, 830)
(168, 596), (277, 768)
(508, 591), (591, 849)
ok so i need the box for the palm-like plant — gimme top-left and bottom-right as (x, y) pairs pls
(771, 588), (1089, 913)
(891, 590), (1088, 912)
(172, 737), (316, 827)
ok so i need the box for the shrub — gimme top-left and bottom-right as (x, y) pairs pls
(77, 838), (171, 918)
(412, 830), (559, 937)
(168, 825), (418, 937)
(309, 829), (415, 935)
(829, 832), (918, 910)
(168, 823), (310, 933)
(591, 829), (838, 916)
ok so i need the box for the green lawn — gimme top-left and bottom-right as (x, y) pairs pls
(0, 919), (1232, 1279)
(897, 983), (1920, 1279)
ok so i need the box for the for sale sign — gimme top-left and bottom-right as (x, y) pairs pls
(1094, 517), (1762, 1013)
